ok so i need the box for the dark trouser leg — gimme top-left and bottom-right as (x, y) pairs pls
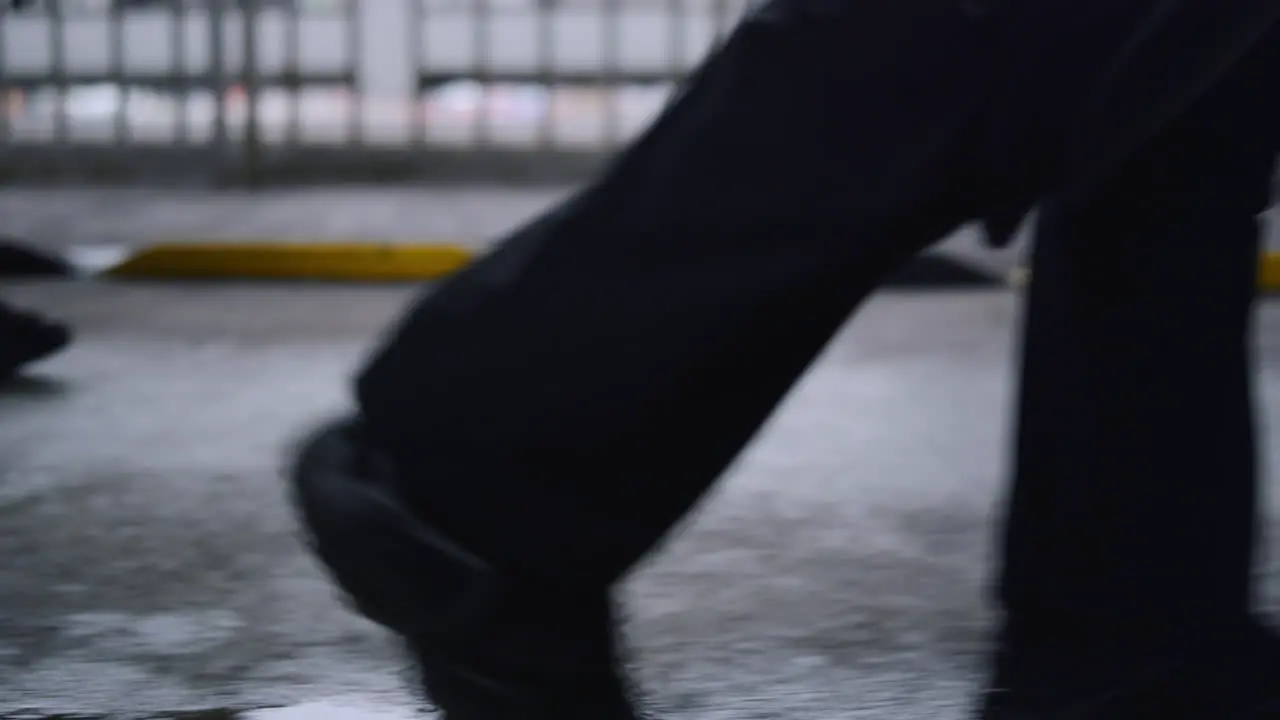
(355, 1), (1007, 588)
(997, 36), (1280, 636)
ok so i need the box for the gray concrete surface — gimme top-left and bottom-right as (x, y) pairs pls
(0, 186), (571, 251)
(1, 281), (1278, 719)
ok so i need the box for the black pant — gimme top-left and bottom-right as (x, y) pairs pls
(997, 34), (1280, 633)
(356, 0), (1265, 621)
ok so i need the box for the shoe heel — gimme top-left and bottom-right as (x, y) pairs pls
(289, 426), (503, 637)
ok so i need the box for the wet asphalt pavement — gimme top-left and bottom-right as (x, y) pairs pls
(2, 280), (1278, 719)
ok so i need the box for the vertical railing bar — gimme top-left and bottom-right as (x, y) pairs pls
(666, 0), (684, 88)
(601, 0), (620, 149)
(472, 0), (490, 147)
(242, 0), (262, 184)
(409, 0), (425, 147)
(345, 0), (362, 146)
(285, 0), (301, 146)
(108, 0), (127, 145)
(210, 0), (228, 169)
(172, 0), (189, 145)
(0, 2), (11, 145)
(535, 0), (554, 148)
(49, 0), (67, 147)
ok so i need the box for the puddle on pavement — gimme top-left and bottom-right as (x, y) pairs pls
(1, 699), (427, 720)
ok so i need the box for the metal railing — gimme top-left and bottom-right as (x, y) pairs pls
(0, 0), (754, 184)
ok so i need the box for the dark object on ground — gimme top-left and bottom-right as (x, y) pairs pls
(0, 302), (72, 379)
(0, 238), (75, 279)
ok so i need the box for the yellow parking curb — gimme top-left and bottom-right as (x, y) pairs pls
(1259, 253), (1280, 291)
(99, 243), (1280, 289)
(106, 242), (477, 281)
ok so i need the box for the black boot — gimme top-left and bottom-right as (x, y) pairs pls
(288, 417), (648, 719)
(0, 301), (72, 379)
(977, 617), (1280, 720)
